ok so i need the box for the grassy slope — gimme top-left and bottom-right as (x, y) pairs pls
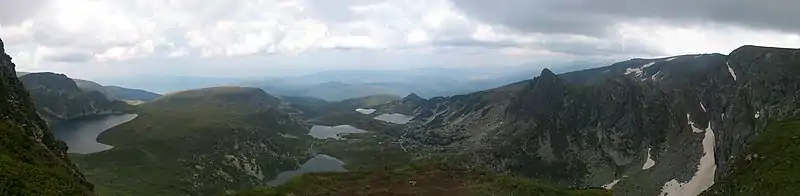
(703, 120), (800, 195)
(0, 119), (94, 195)
(70, 87), (311, 195)
(233, 160), (611, 196)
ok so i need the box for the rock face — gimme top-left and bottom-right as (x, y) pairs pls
(389, 46), (800, 195)
(18, 72), (132, 124)
(0, 38), (94, 195)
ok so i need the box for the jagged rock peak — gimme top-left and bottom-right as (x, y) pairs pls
(540, 68), (555, 78)
(403, 93), (424, 102)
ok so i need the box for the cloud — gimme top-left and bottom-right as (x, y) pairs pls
(0, 0), (799, 79)
(451, 0), (800, 36)
(0, 0), (50, 25)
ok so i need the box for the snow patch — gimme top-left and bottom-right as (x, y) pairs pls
(727, 62), (738, 81)
(700, 102), (707, 112)
(625, 62), (656, 77)
(278, 133), (299, 139)
(686, 113), (704, 133)
(602, 179), (620, 190)
(660, 120), (716, 195)
(355, 108), (376, 114)
(643, 148), (656, 170)
(755, 111), (761, 119)
(651, 71), (662, 81)
(666, 57), (676, 61)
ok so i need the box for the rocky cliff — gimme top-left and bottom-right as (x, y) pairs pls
(18, 72), (132, 125)
(0, 38), (95, 195)
(385, 46), (800, 195)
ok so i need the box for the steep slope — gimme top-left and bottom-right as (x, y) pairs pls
(702, 119), (800, 195)
(70, 86), (313, 195)
(18, 72), (132, 124)
(0, 39), (94, 195)
(380, 45), (800, 195)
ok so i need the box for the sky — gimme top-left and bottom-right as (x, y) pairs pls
(1, 0), (799, 80)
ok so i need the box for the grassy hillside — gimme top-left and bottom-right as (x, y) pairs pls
(71, 87), (312, 195)
(703, 120), (800, 195)
(233, 159), (611, 196)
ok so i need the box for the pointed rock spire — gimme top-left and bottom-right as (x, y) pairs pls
(402, 93), (424, 103)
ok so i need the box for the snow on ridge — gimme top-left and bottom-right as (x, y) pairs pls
(659, 122), (716, 196)
(666, 57), (677, 61)
(700, 102), (707, 112)
(727, 62), (738, 81)
(625, 62), (656, 78)
(643, 147), (656, 170)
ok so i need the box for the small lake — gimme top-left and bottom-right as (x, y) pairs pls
(308, 125), (367, 139)
(374, 113), (414, 124)
(267, 154), (346, 186)
(52, 114), (138, 154)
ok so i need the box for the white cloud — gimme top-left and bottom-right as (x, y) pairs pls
(1, 0), (799, 78)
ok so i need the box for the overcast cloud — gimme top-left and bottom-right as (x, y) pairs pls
(0, 0), (798, 79)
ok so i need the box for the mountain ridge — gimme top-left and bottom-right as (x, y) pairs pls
(373, 45), (800, 195)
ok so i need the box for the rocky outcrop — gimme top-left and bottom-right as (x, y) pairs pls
(18, 72), (132, 125)
(389, 45), (800, 195)
(0, 38), (94, 195)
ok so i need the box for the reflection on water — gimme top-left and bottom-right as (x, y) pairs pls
(308, 125), (367, 139)
(374, 113), (413, 124)
(267, 154), (346, 186)
(52, 114), (138, 154)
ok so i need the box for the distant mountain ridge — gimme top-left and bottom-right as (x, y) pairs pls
(246, 68), (543, 101)
(18, 72), (133, 125)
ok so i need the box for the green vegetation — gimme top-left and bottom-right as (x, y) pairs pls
(70, 87), (312, 195)
(233, 159), (612, 196)
(703, 120), (800, 195)
(0, 118), (94, 196)
(315, 133), (413, 170)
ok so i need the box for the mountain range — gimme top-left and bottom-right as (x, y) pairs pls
(2, 34), (800, 196)
(367, 46), (800, 195)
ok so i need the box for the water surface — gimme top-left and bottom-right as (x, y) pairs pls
(52, 114), (138, 154)
(267, 154), (346, 186)
(373, 113), (413, 124)
(308, 125), (367, 139)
